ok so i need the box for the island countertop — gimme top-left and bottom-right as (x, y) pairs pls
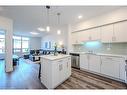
(40, 54), (71, 60)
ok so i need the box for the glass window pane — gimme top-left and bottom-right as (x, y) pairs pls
(13, 36), (21, 40)
(0, 39), (5, 48)
(14, 40), (21, 48)
(22, 37), (29, 41)
(0, 49), (4, 53)
(22, 40), (29, 48)
(0, 35), (5, 38)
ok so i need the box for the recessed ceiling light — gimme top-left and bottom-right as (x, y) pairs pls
(46, 26), (50, 32)
(57, 30), (61, 35)
(37, 27), (45, 31)
(30, 32), (39, 35)
(78, 15), (83, 19)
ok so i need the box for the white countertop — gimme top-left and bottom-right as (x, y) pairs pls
(69, 51), (127, 59)
(40, 54), (71, 60)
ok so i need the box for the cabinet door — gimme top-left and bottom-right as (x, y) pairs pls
(101, 56), (120, 79)
(67, 57), (71, 77)
(89, 54), (101, 73)
(71, 32), (80, 44)
(41, 58), (50, 88)
(57, 59), (66, 83)
(80, 54), (89, 70)
(90, 28), (101, 41)
(101, 24), (114, 43)
(119, 58), (126, 81)
(114, 21), (127, 42)
(52, 61), (60, 88)
(78, 30), (90, 42)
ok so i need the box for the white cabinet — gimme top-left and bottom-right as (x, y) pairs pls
(114, 21), (127, 42)
(101, 56), (120, 79)
(71, 27), (101, 44)
(89, 28), (101, 41)
(119, 59), (126, 81)
(67, 57), (71, 78)
(101, 24), (114, 43)
(101, 21), (127, 43)
(80, 53), (126, 82)
(89, 54), (101, 73)
(80, 54), (89, 70)
(80, 54), (101, 73)
(78, 30), (89, 42)
(41, 56), (71, 89)
(71, 32), (81, 44)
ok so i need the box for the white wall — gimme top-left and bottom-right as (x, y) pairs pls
(41, 25), (68, 51)
(30, 37), (41, 50)
(0, 16), (13, 72)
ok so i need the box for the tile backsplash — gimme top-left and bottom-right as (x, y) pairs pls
(73, 42), (127, 55)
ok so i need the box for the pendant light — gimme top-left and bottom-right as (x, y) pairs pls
(46, 6), (50, 32)
(57, 13), (61, 35)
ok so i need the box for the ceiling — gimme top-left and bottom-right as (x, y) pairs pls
(0, 6), (121, 37)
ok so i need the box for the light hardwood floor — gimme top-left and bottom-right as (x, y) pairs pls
(56, 68), (127, 89)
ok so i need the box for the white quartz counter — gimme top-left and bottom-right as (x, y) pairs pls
(40, 54), (71, 60)
(69, 52), (127, 60)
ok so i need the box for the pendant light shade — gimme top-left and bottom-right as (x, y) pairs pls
(46, 26), (50, 32)
(57, 13), (61, 35)
(46, 6), (50, 32)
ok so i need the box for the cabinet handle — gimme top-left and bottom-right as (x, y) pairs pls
(106, 57), (113, 60)
(89, 36), (91, 40)
(67, 62), (68, 68)
(59, 64), (63, 71)
(58, 60), (63, 63)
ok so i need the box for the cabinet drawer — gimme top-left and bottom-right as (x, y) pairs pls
(101, 56), (124, 62)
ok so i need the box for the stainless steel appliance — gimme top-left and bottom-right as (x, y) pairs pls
(70, 53), (80, 69)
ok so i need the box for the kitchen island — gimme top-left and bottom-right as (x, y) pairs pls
(40, 54), (71, 89)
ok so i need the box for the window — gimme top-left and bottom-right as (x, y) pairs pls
(0, 34), (5, 54)
(13, 36), (29, 53)
(13, 36), (21, 53)
(22, 37), (29, 52)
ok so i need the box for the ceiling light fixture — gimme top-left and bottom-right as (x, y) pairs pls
(30, 32), (39, 35)
(57, 30), (61, 35)
(37, 27), (45, 31)
(46, 6), (51, 32)
(57, 13), (61, 35)
(78, 15), (83, 19)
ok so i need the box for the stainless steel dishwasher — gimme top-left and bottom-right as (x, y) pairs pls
(70, 53), (80, 69)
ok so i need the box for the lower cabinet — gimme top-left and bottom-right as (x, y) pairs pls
(41, 56), (71, 89)
(89, 54), (101, 73)
(80, 54), (89, 70)
(101, 56), (120, 79)
(80, 54), (126, 82)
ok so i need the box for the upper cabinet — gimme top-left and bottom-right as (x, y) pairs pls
(71, 20), (127, 44)
(71, 27), (101, 44)
(101, 24), (114, 43)
(89, 28), (101, 41)
(114, 21), (127, 42)
(71, 32), (80, 44)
